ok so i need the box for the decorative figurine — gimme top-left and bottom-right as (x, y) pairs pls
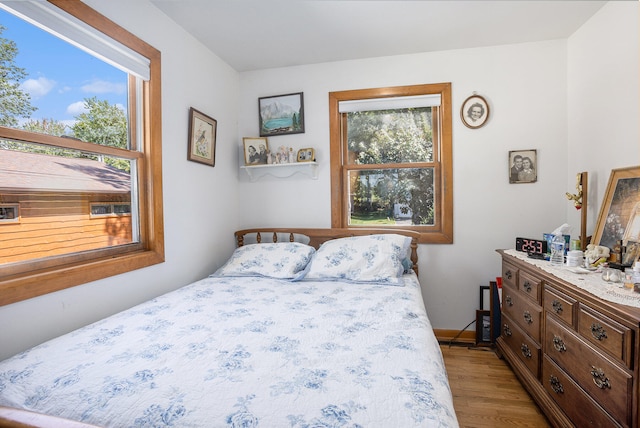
(565, 173), (583, 210)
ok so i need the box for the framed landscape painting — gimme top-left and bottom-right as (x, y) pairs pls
(259, 92), (305, 137)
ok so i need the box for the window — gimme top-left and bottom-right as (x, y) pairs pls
(0, 0), (164, 305)
(0, 205), (19, 222)
(90, 203), (132, 217)
(329, 83), (452, 243)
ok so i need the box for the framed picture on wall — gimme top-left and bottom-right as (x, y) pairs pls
(508, 149), (537, 184)
(187, 107), (217, 167)
(259, 92), (305, 137)
(461, 94), (489, 129)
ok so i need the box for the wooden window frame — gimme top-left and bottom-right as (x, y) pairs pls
(0, 0), (164, 306)
(328, 83), (452, 244)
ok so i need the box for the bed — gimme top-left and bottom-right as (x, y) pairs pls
(0, 228), (458, 427)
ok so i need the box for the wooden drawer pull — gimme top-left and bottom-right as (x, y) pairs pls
(590, 366), (611, 389)
(505, 270), (513, 280)
(549, 375), (564, 394)
(520, 343), (532, 359)
(523, 311), (533, 325)
(551, 299), (563, 314)
(590, 323), (608, 341)
(505, 295), (513, 307)
(523, 281), (532, 293)
(503, 324), (512, 337)
(552, 335), (567, 352)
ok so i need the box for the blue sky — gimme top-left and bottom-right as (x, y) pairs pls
(0, 8), (127, 128)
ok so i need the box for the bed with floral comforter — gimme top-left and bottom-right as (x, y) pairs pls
(0, 230), (458, 427)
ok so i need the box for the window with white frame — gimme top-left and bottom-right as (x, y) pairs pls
(328, 83), (453, 244)
(0, 0), (164, 305)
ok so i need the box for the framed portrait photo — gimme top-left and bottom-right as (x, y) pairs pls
(296, 147), (315, 162)
(461, 94), (489, 129)
(259, 92), (305, 137)
(592, 166), (640, 253)
(187, 107), (217, 167)
(243, 137), (269, 165)
(508, 149), (537, 184)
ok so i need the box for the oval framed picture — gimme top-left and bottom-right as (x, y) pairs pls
(461, 94), (490, 129)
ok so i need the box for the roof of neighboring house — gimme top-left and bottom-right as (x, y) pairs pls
(0, 150), (131, 193)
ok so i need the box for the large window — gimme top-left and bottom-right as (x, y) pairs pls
(329, 83), (452, 243)
(0, 0), (164, 305)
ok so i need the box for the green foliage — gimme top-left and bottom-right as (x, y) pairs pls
(0, 24), (36, 127)
(347, 108), (435, 225)
(22, 118), (68, 136)
(72, 96), (127, 149)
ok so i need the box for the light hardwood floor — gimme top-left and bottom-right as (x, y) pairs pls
(440, 344), (551, 427)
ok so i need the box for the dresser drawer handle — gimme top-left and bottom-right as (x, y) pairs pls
(503, 324), (512, 337)
(590, 366), (611, 389)
(552, 299), (563, 314)
(523, 281), (532, 293)
(549, 375), (564, 394)
(520, 343), (532, 359)
(590, 323), (608, 341)
(505, 296), (513, 307)
(552, 336), (567, 352)
(505, 270), (513, 280)
(523, 311), (533, 325)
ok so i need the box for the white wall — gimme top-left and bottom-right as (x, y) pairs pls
(0, 0), (242, 360)
(238, 41), (570, 332)
(566, 1), (639, 234)
(237, 1), (638, 333)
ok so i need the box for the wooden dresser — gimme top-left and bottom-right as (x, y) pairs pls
(496, 249), (640, 427)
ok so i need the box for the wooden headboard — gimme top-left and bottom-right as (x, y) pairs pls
(234, 228), (420, 275)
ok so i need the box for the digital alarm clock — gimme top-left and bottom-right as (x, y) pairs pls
(516, 237), (548, 256)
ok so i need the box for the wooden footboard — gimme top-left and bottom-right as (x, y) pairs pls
(234, 227), (420, 274)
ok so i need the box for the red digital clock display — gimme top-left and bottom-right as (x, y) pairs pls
(516, 237), (547, 255)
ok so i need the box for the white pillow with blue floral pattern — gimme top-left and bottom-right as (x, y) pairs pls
(213, 242), (315, 280)
(303, 234), (412, 284)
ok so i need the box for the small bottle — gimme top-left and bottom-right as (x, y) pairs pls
(550, 234), (565, 266)
(632, 261), (640, 292)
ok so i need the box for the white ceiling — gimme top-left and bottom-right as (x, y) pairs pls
(150, 0), (608, 72)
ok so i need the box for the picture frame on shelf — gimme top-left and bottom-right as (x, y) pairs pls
(259, 92), (304, 137)
(461, 94), (489, 129)
(592, 166), (640, 253)
(187, 107), (217, 167)
(243, 137), (269, 165)
(508, 149), (537, 184)
(297, 148), (315, 162)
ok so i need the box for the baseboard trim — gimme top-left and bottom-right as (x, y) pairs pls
(434, 328), (475, 344)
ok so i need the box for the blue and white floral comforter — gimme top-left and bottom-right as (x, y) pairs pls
(0, 274), (458, 427)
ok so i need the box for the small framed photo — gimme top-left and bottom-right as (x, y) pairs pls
(509, 149), (537, 184)
(259, 92), (305, 137)
(243, 137), (269, 165)
(461, 94), (489, 129)
(187, 107), (217, 167)
(296, 147), (315, 162)
(623, 241), (640, 266)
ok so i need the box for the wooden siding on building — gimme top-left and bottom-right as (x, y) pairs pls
(0, 191), (132, 264)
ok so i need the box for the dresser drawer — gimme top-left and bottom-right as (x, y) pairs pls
(502, 261), (518, 289)
(518, 270), (541, 303)
(545, 315), (633, 427)
(502, 313), (541, 378)
(578, 306), (634, 369)
(502, 283), (542, 343)
(543, 286), (577, 327)
(543, 356), (622, 428)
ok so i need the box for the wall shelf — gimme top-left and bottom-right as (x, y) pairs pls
(241, 162), (318, 181)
